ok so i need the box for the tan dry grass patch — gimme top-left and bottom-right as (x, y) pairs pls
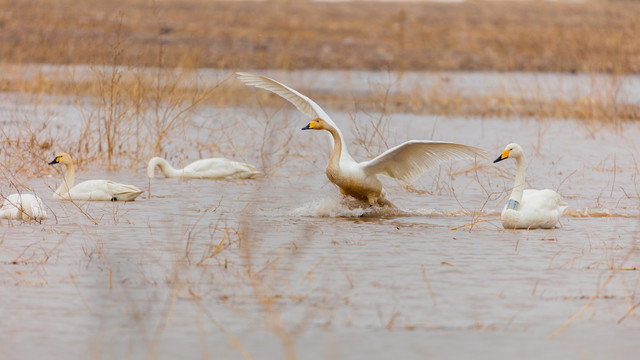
(3, 67), (638, 122)
(1, 0), (640, 73)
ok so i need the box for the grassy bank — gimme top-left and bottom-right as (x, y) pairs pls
(1, 0), (639, 73)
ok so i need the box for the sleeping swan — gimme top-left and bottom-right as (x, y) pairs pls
(147, 157), (261, 179)
(0, 193), (47, 221)
(48, 153), (143, 201)
(493, 143), (568, 229)
(237, 72), (486, 207)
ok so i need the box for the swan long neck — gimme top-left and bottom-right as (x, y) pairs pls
(55, 162), (75, 197)
(148, 157), (181, 178)
(510, 154), (526, 203)
(325, 124), (343, 171)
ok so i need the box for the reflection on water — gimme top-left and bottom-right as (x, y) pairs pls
(0, 70), (639, 359)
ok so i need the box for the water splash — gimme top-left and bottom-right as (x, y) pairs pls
(291, 196), (370, 218)
(290, 195), (496, 218)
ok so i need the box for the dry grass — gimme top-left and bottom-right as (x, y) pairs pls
(2, 0), (640, 73)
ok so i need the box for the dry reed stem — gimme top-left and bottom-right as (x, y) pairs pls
(192, 300), (253, 360)
(448, 218), (502, 232)
(617, 301), (640, 325)
(70, 274), (93, 315)
(420, 265), (437, 307)
(385, 311), (401, 330)
(48, 188), (99, 225)
(550, 219), (638, 338)
(549, 271), (616, 339)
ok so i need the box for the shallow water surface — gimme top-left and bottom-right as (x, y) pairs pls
(0, 71), (639, 359)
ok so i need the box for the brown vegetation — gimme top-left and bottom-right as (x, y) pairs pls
(1, 0), (639, 73)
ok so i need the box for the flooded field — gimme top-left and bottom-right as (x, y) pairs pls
(0, 69), (639, 359)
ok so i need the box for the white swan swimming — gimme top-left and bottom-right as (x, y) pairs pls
(493, 143), (568, 229)
(237, 72), (486, 207)
(48, 153), (143, 201)
(147, 157), (261, 179)
(0, 193), (47, 221)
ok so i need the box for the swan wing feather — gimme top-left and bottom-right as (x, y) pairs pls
(67, 180), (142, 201)
(520, 189), (568, 214)
(183, 158), (229, 172)
(105, 181), (143, 200)
(361, 140), (487, 183)
(236, 72), (355, 162)
(236, 72), (330, 121)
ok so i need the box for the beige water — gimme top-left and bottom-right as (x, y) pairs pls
(0, 72), (639, 359)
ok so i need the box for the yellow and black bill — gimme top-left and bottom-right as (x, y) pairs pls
(493, 149), (510, 163)
(48, 156), (61, 165)
(301, 119), (318, 130)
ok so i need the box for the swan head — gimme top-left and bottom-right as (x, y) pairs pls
(302, 118), (328, 131)
(493, 143), (523, 163)
(48, 153), (73, 166)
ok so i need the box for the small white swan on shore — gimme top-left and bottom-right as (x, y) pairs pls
(49, 153), (143, 201)
(0, 193), (47, 221)
(493, 143), (568, 229)
(237, 72), (486, 207)
(147, 157), (261, 179)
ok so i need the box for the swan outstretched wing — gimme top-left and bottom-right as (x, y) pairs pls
(237, 72), (355, 161)
(361, 140), (487, 183)
(236, 72), (331, 122)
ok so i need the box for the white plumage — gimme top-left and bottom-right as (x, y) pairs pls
(237, 72), (486, 206)
(494, 143), (568, 229)
(147, 157), (261, 179)
(0, 193), (47, 221)
(49, 153), (143, 201)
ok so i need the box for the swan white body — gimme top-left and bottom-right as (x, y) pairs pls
(147, 157), (260, 179)
(237, 72), (486, 206)
(49, 153), (143, 201)
(494, 143), (568, 229)
(0, 193), (47, 221)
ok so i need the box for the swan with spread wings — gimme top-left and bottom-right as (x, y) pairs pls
(237, 72), (486, 207)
